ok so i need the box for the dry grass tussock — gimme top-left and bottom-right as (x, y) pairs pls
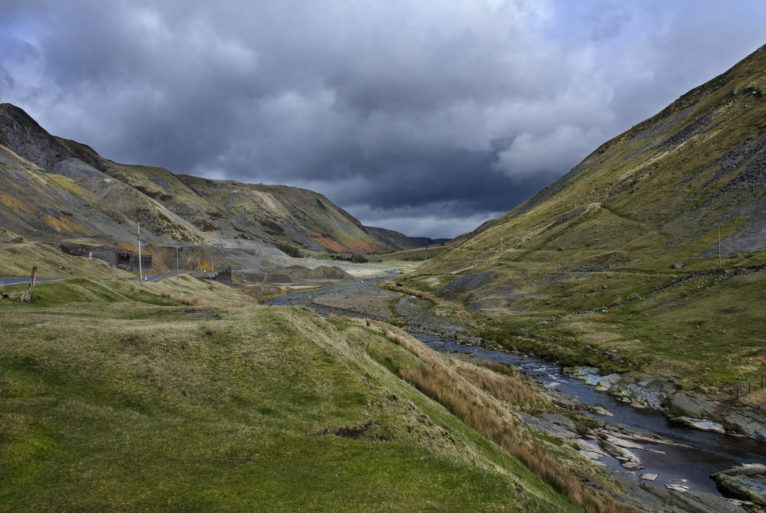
(344, 316), (636, 513)
(159, 290), (201, 306)
(453, 361), (544, 413)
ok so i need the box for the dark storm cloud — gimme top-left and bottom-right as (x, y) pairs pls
(2, 0), (765, 238)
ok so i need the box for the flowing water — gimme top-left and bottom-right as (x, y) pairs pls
(268, 276), (766, 497)
(414, 332), (766, 495)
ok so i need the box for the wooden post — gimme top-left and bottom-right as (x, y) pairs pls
(718, 228), (722, 269)
(19, 266), (38, 302)
(137, 221), (143, 282)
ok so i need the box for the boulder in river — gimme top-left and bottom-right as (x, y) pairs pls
(712, 463), (766, 506)
(673, 416), (726, 434)
(569, 367), (676, 410)
(599, 436), (644, 470)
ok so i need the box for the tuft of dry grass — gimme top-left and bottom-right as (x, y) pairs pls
(158, 290), (200, 305)
(179, 295), (201, 306)
(454, 363), (544, 413)
(345, 317), (637, 513)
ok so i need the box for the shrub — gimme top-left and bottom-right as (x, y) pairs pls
(275, 243), (302, 258)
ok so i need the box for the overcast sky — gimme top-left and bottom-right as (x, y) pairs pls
(2, 1), (765, 238)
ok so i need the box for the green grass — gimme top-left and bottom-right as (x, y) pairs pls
(0, 241), (135, 280)
(470, 264), (766, 389)
(0, 278), (585, 512)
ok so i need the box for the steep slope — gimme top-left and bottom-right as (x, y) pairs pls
(57, 134), (390, 254)
(176, 175), (389, 254)
(0, 103), (411, 257)
(0, 104), (210, 245)
(403, 44), (766, 391)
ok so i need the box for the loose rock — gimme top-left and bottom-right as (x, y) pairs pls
(673, 416), (726, 434)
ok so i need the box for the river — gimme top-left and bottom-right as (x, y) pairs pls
(267, 274), (766, 498)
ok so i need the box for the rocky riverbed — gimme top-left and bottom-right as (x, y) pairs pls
(569, 367), (766, 443)
(269, 277), (766, 512)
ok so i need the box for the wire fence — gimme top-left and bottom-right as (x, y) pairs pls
(731, 377), (765, 399)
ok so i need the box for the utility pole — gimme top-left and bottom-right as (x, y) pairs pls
(718, 228), (722, 269)
(176, 246), (179, 274)
(137, 221), (143, 282)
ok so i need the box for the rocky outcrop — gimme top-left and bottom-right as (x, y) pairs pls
(673, 416), (726, 434)
(641, 482), (754, 513)
(436, 271), (493, 300)
(570, 367), (676, 410)
(724, 411), (766, 442)
(712, 464), (766, 506)
(667, 393), (720, 419)
(570, 367), (766, 443)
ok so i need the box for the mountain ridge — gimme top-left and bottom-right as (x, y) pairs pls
(0, 103), (427, 261)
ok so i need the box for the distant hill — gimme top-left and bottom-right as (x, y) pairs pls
(0, 103), (426, 258)
(402, 44), (766, 391)
(365, 226), (448, 251)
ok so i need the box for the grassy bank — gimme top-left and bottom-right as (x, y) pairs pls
(1, 276), (589, 512)
(402, 259), (766, 395)
(335, 318), (638, 513)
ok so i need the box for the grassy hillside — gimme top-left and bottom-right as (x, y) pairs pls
(401, 45), (766, 393)
(0, 275), (609, 512)
(0, 241), (134, 280)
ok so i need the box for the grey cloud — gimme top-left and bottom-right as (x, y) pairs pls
(2, 0), (765, 238)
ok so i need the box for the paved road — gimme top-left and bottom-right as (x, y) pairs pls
(1, 274), (179, 286)
(0, 277), (63, 286)
(134, 273), (181, 282)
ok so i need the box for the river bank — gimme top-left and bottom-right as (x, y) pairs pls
(268, 276), (766, 510)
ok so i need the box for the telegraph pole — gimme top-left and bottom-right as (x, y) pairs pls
(718, 228), (722, 269)
(137, 221), (143, 281)
(176, 246), (179, 274)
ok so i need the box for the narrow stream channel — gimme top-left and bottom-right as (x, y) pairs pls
(267, 275), (766, 498)
(413, 332), (766, 496)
